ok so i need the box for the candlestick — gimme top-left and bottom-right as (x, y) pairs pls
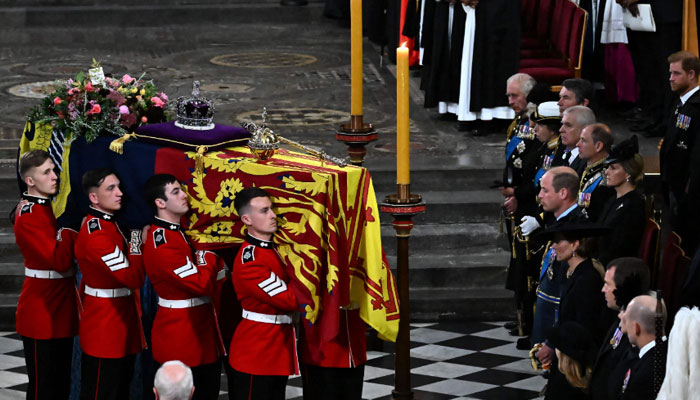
(351, 0), (363, 115)
(396, 45), (410, 185)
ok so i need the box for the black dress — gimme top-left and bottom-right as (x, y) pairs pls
(596, 190), (646, 267)
(544, 258), (605, 400)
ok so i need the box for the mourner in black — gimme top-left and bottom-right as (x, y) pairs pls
(544, 321), (597, 400)
(553, 106), (596, 177)
(659, 51), (700, 255)
(522, 167), (588, 356)
(534, 221), (607, 381)
(576, 123), (615, 222)
(619, 294), (668, 400)
(590, 257), (650, 400)
(556, 78), (594, 114)
(597, 136), (646, 266)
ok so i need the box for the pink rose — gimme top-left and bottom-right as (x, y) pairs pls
(150, 96), (165, 108)
(119, 105), (129, 114)
(158, 92), (168, 101)
(85, 82), (94, 92)
(122, 74), (135, 84)
(87, 104), (101, 115)
(53, 97), (62, 105)
(141, 116), (148, 123)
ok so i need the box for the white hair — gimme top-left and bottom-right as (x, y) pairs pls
(563, 105), (596, 128)
(507, 73), (536, 97)
(154, 360), (193, 400)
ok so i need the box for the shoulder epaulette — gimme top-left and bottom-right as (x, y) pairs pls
(153, 228), (167, 248)
(87, 218), (101, 234)
(241, 244), (255, 264)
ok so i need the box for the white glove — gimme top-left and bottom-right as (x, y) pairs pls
(520, 216), (540, 236)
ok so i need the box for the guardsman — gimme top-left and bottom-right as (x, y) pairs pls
(14, 150), (78, 400)
(660, 51), (700, 254)
(143, 174), (226, 400)
(228, 187), (299, 400)
(75, 168), (146, 400)
(576, 123), (615, 221)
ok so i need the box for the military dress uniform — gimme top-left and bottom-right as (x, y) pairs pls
(144, 217), (227, 400)
(229, 233), (299, 400)
(299, 309), (367, 400)
(14, 193), (78, 400)
(578, 158), (615, 222)
(75, 206), (146, 400)
(530, 206), (588, 346)
(660, 88), (700, 254)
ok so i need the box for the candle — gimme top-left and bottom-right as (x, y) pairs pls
(396, 45), (410, 185)
(351, 0), (363, 116)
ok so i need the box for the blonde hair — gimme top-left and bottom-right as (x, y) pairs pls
(557, 351), (592, 390)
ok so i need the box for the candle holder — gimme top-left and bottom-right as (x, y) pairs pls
(336, 114), (378, 166)
(380, 184), (425, 400)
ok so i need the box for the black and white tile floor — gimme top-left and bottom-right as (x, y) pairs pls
(0, 322), (546, 400)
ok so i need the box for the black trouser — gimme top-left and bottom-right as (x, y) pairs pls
(230, 369), (288, 400)
(21, 336), (73, 400)
(153, 359), (222, 400)
(80, 353), (136, 400)
(301, 364), (365, 400)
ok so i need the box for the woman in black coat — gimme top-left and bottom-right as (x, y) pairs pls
(597, 136), (646, 266)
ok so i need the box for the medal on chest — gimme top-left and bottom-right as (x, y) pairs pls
(610, 325), (623, 349)
(546, 250), (556, 280)
(676, 113), (691, 130)
(578, 192), (591, 208)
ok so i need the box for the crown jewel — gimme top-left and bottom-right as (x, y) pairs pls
(175, 81), (215, 130)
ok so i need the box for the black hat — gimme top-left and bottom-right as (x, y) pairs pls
(537, 221), (611, 242)
(604, 135), (639, 166)
(547, 321), (597, 366)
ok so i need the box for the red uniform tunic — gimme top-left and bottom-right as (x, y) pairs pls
(14, 194), (78, 339)
(229, 234), (299, 376)
(143, 217), (226, 367)
(75, 207), (145, 358)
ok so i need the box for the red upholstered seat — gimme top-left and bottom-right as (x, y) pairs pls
(638, 218), (661, 285)
(658, 232), (684, 331)
(519, 57), (567, 69)
(519, 3), (587, 85)
(517, 66), (574, 84)
(521, 0), (556, 51)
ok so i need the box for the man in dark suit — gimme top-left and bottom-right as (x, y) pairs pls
(660, 51), (700, 255)
(619, 294), (668, 400)
(552, 106), (596, 177)
(590, 257), (650, 400)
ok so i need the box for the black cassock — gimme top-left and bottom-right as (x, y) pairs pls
(422, 1), (466, 108)
(469, 0), (520, 112)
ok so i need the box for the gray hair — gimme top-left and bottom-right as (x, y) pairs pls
(563, 105), (596, 128)
(154, 360), (193, 400)
(507, 73), (536, 97)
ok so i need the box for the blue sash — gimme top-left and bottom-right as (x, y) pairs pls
(505, 136), (522, 160)
(583, 175), (603, 194)
(534, 167), (546, 188)
(540, 246), (554, 280)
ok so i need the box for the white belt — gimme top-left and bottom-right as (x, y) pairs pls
(158, 296), (211, 309)
(84, 284), (132, 298)
(25, 267), (74, 279)
(242, 309), (292, 325)
(217, 269), (226, 281)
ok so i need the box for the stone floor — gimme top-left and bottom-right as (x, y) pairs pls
(0, 322), (547, 400)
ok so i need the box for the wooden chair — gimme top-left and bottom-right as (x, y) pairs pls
(638, 217), (661, 286)
(519, 3), (587, 84)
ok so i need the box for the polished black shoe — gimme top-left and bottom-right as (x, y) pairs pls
(516, 337), (531, 350)
(503, 321), (518, 330)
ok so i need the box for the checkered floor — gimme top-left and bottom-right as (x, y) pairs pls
(0, 322), (546, 400)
